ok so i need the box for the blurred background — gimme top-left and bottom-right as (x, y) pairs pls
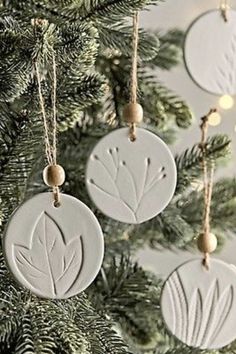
(138, 0), (236, 275)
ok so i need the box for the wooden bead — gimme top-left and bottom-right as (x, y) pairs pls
(43, 165), (65, 187)
(197, 232), (217, 254)
(123, 103), (143, 124)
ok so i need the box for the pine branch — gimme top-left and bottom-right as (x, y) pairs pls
(139, 81), (193, 131)
(79, 0), (157, 22)
(58, 73), (107, 112)
(0, 277), (131, 354)
(91, 257), (162, 348)
(0, 105), (43, 230)
(125, 204), (194, 251)
(99, 23), (159, 61)
(56, 22), (99, 67)
(176, 134), (231, 193)
(148, 29), (184, 70)
(5, 0), (158, 23)
(0, 285), (27, 345)
(61, 293), (131, 354)
(14, 311), (56, 354)
(152, 206), (195, 248)
(179, 178), (236, 243)
(0, 60), (31, 102)
(32, 299), (89, 353)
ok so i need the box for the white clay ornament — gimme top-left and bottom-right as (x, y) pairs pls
(161, 258), (236, 349)
(4, 193), (104, 299)
(86, 127), (177, 224)
(184, 9), (236, 95)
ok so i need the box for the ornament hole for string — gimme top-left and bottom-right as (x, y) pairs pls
(53, 186), (61, 208)
(129, 135), (137, 142)
(202, 257), (210, 271)
(129, 123), (137, 142)
(220, 2), (230, 23)
(53, 200), (61, 208)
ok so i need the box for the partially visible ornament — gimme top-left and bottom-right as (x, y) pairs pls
(184, 8), (236, 95)
(161, 258), (236, 349)
(4, 193), (104, 299)
(86, 127), (176, 224)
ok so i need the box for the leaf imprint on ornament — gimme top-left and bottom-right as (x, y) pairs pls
(215, 32), (236, 93)
(14, 212), (84, 298)
(168, 270), (188, 341)
(89, 149), (166, 222)
(166, 273), (234, 348)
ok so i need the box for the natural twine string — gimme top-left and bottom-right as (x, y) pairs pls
(34, 52), (60, 205)
(35, 62), (54, 166)
(220, 0), (230, 22)
(129, 11), (139, 141)
(200, 109), (216, 269)
(130, 12), (139, 104)
(51, 53), (57, 166)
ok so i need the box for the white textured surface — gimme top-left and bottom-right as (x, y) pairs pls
(184, 9), (236, 95)
(4, 193), (104, 299)
(86, 127), (176, 224)
(161, 258), (236, 349)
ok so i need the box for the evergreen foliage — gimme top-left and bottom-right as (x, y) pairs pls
(0, 0), (236, 353)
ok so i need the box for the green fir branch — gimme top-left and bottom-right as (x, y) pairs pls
(148, 29), (184, 70)
(91, 257), (162, 348)
(176, 134), (231, 193)
(0, 105), (43, 230)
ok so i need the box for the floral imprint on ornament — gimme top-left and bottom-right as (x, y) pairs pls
(13, 212), (84, 298)
(88, 147), (166, 223)
(165, 271), (234, 349)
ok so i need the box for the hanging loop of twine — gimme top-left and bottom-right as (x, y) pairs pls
(34, 54), (57, 166)
(34, 50), (60, 205)
(130, 12), (139, 104)
(220, 0), (230, 22)
(51, 53), (58, 165)
(129, 11), (139, 141)
(199, 109), (217, 269)
(35, 61), (54, 165)
(203, 252), (210, 269)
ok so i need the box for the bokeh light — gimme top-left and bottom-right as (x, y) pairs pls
(208, 112), (221, 126)
(219, 95), (234, 110)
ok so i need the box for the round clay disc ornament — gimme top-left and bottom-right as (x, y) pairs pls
(86, 127), (177, 224)
(161, 258), (236, 349)
(184, 9), (236, 95)
(4, 193), (104, 299)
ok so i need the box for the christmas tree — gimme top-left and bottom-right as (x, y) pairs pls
(0, 1), (235, 353)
